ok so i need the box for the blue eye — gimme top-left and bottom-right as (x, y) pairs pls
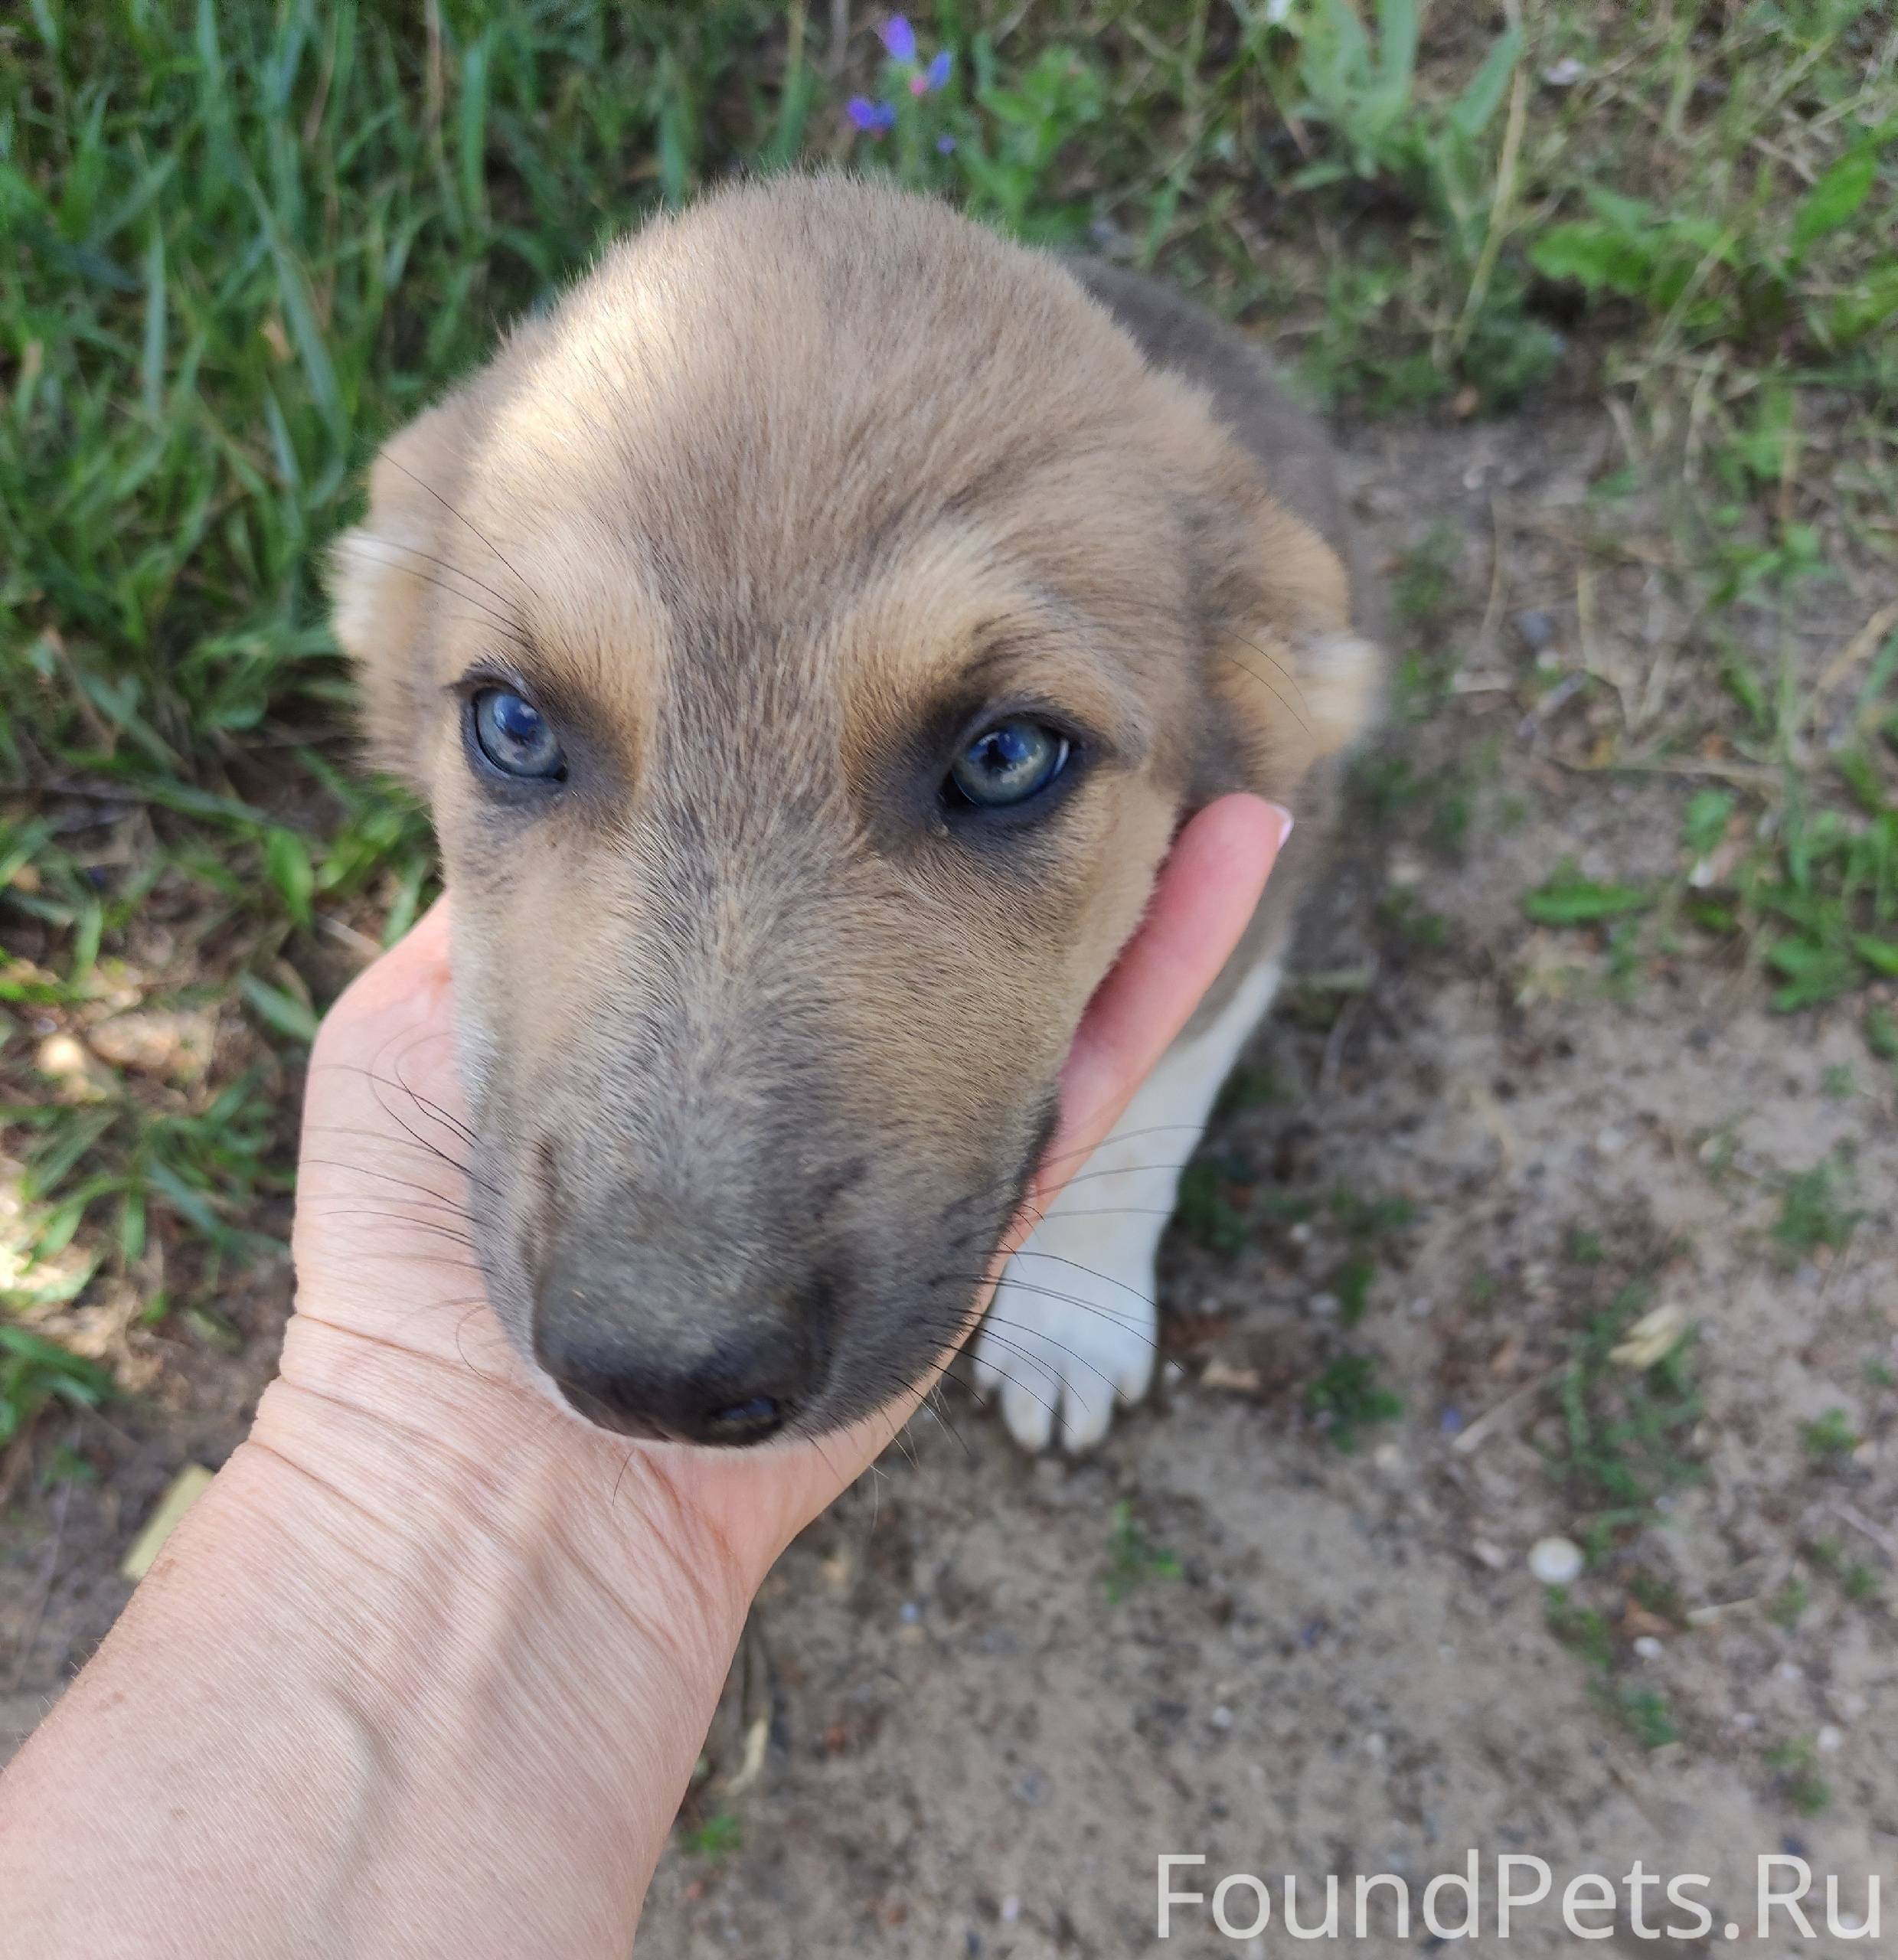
(948, 717), (1070, 809)
(471, 688), (565, 780)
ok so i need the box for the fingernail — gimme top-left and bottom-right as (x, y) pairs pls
(1267, 802), (1295, 851)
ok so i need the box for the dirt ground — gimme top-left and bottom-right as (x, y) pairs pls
(5, 410), (1893, 1954)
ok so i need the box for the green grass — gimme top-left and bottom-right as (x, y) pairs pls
(1103, 1498), (1182, 1602)
(1609, 1684), (1681, 1753)
(1805, 1533), (1883, 1606)
(0, 1320), (115, 1446)
(1799, 1406), (1860, 1464)
(1544, 1588), (1681, 1751)
(1304, 1349), (1403, 1451)
(1543, 1271), (1704, 1556)
(1174, 1155), (1253, 1256)
(1765, 1576), (1810, 1629)
(1772, 1157), (1862, 1263)
(3, 1), (1896, 1436)
(1764, 1737), (1833, 1818)
(677, 1808), (743, 1860)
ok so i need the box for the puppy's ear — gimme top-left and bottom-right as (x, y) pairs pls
(1211, 495), (1384, 782)
(328, 389), (479, 786)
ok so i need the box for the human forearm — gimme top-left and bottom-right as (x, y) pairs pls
(0, 1325), (753, 1960)
(0, 799), (1281, 1955)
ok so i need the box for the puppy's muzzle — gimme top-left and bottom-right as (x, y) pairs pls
(532, 1243), (824, 1446)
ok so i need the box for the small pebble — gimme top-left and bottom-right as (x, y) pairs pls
(1775, 1661), (1805, 1684)
(1210, 1704), (1235, 1731)
(35, 1033), (89, 1080)
(1633, 1635), (1664, 1661)
(1514, 608), (1557, 652)
(1201, 1359), (1261, 1394)
(1817, 1725), (1844, 1754)
(1732, 1711), (1759, 1732)
(1542, 57), (1586, 87)
(1364, 1731), (1387, 1759)
(899, 1600), (921, 1624)
(1472, 1539), (1508, 1571)
(1309, 1292), (1341, 1318)
(1000, 1896), (1021, 1925)
(1527, 1536), (1585, 1586)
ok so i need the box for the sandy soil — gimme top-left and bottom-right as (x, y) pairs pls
(5, 411), (1893, 1954)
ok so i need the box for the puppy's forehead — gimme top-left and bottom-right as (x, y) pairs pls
(457, 181), (1178, 655)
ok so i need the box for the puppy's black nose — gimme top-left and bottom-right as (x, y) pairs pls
(533, 1263), (813, 1446)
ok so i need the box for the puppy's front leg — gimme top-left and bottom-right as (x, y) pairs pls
(973, 957), (1285, 1452)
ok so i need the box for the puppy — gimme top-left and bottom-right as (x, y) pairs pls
(331, 174), (1383, 1454)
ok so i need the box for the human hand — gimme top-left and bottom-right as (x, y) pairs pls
(272, 794), (1285, 1596)
(0, 795), (1282, 1960)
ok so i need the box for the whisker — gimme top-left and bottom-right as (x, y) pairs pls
(903, 1314), (1080, 1413)
(299, 1125), (493, 1195)
(319, 1050), (485, 1157)
(378, 451), (537, 597)
(297, 1158), (466, 1211)
(887, 1417), (923, 1475)
(381, 1044), (484, 1150)
(452, 1301), (511, 1387)
(943, 1124), (1223, 1220)
(368, 1076), (485, 1185)
(328, 1249), (488, 1272)
(1017, 1206), (1184, 1221)
(974, 1312), (1124, 1390)
(1223, 632), (1315, 745)
(978, 1275), (1153, 1343)
(929, 1269), (1150, 1342)
(1040, 1156), (1201, 1194)
(920, 1383), (974, 1462)
(935, 1353), (1053, 1425)
(299, 1204), (478, 1248)
(334, 537), (530, 643)
(1004, 1247), (1159, 1310)
(339, 516), (531, 630)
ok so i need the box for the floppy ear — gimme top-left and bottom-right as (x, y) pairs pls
(328, 390), (482, 786)
(1210, 494), (1385, 786)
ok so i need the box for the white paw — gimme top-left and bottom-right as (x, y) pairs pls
(972, 1249), (1158, 1453)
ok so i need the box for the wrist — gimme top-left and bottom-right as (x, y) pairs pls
(250, 1312), (761, 1669)
(168, 1325), (760, 1953)
(2, 1312), (761, 1960)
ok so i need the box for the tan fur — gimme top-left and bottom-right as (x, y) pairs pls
(330, 174), (1383, 1443)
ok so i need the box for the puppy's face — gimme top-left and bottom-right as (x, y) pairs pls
(332, 179), (1364, 1444)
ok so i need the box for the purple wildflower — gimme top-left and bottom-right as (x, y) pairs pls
(845, 95), (897, 134)
(936, 132), (956, 154)
(910, 50), (952, 94)
(880, 15), (917, 62)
